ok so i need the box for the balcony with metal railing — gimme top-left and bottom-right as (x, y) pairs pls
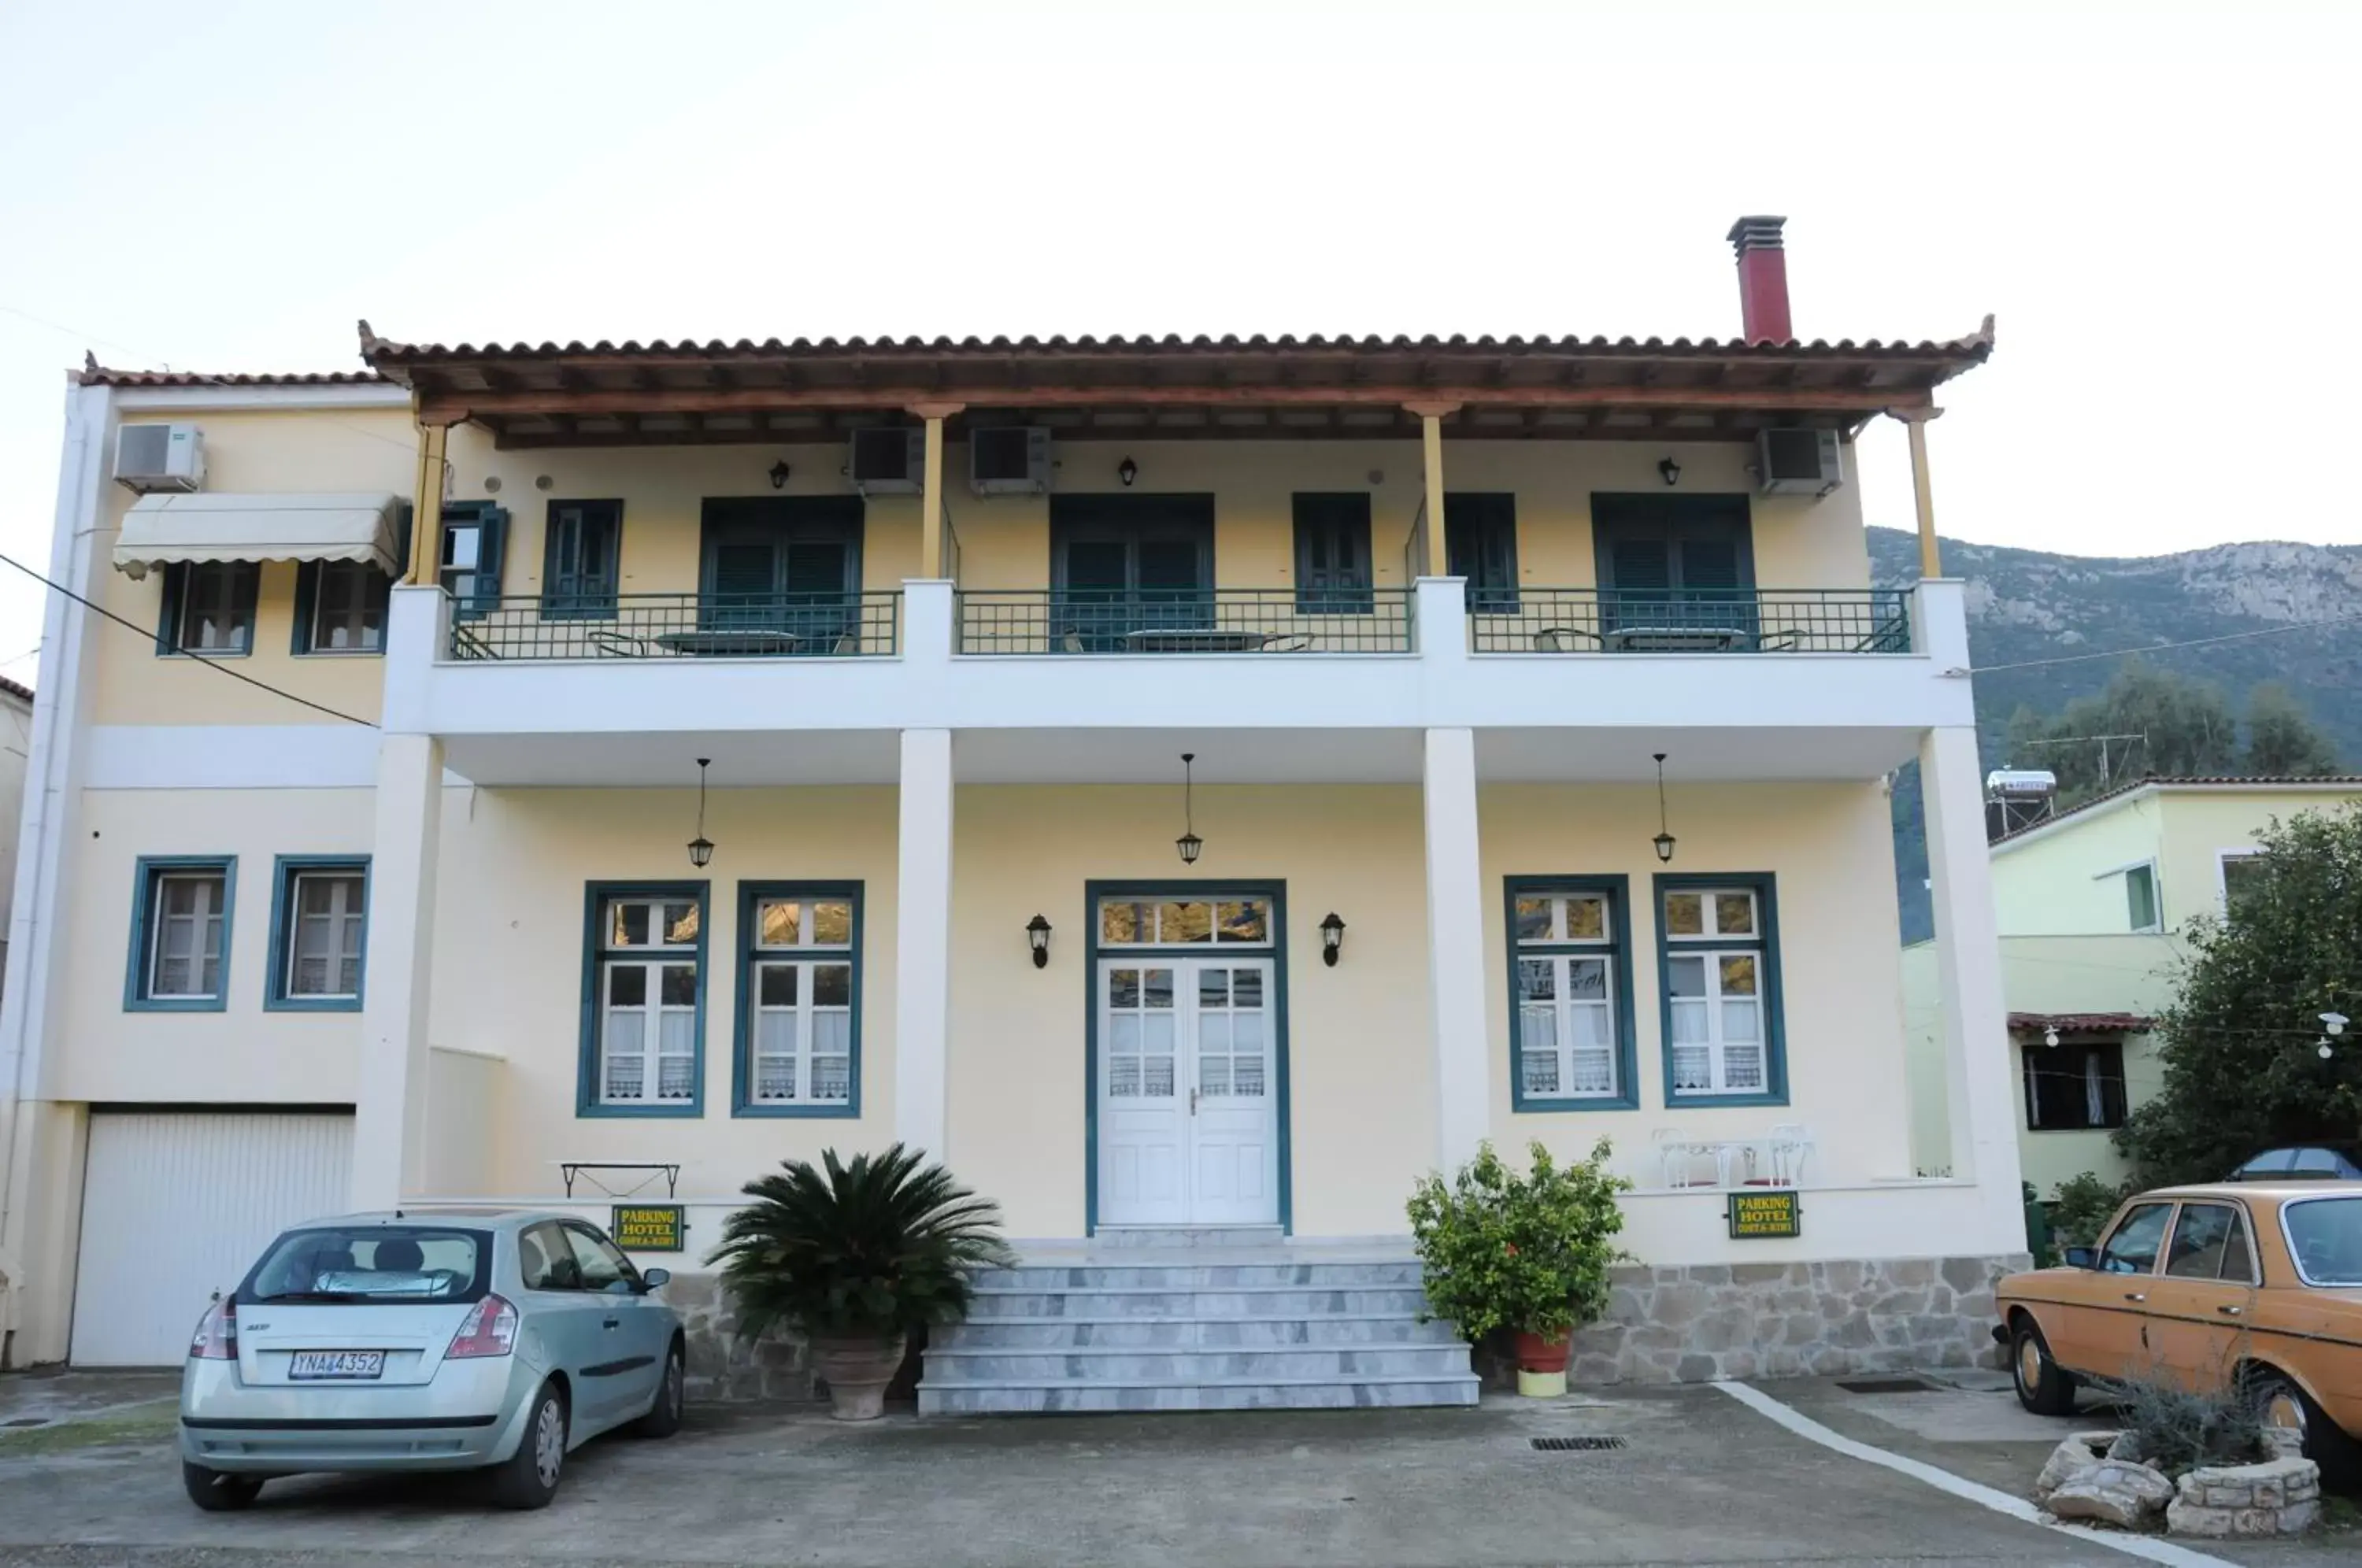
(443, 591), (902, 661)
(956, 588), (1415, 656)
(1468, 589), (1911, 656)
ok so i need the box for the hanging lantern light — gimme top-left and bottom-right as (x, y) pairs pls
(1652, 753), (1676, 864)
(1175, 752), (1203, 865)
(687, 757), (715, 868)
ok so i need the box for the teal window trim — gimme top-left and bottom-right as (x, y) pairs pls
(439, 501), (509, 621)
(154, 561), (260, 659)
(124, 855), (238, 1012)
(291, 560), (393, 656)
(264, 856), (372, 1012)
(539, 499), (624, 620)
(577, 880), (709, 1119)
(1652, 871), (1788, 1108)
(730, 880), (864, 1119)
(1081, 878), (1292, 1237)
(1503, 875), (1639, 1111)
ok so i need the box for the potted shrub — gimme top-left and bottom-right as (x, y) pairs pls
(1406, 1138), (1631, 1396)
(709, 1144), (1013, 1420)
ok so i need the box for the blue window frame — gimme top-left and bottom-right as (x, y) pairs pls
(1505, 876), (1638, 1111)
(124, 856), (237, 1011)
(1653, 872), (1787, 1107)
(265, 856), (371, 1011)
(154, 562), (259, 656)
(731, 882), (863, 1118)
(541, 499), (623, 619)
(439, 501), (509, 620)
(578, 882), (708, 1118)
(291, 560), (393, 655)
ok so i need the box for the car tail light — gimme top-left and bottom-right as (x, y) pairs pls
(446, 1294), (519, 1359)
(189, 1298), (237, 1360)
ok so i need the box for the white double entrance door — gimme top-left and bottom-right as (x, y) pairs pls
(1096, 956), (1279, 1226)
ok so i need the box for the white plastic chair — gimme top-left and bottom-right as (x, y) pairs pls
(1653, 1127), (1701, 1189)
(1768, 1123), (1815, 1186)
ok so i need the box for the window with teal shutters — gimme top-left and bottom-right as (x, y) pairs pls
(542, 501), (621, 619)
(1594, 496), (1757, 641)
(1444, 494), (1519, 612)
(439, 503), (508, 620)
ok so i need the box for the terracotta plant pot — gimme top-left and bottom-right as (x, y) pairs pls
(1512, 1329), (1572, 1397)
(809, 1333), (908, 1421)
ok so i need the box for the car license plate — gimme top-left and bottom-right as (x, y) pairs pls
(289, 1350), (386, 1381)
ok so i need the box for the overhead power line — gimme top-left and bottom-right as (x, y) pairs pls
(1970, 613), (2362, 675)
(0, 551), (377, 727)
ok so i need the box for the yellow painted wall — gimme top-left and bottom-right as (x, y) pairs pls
(1990, 796), (2165, 936)
(87, 411), (413, 727)
(51, 787), (378, 1103)
(2155, 789), (2362, 926)
(1480, 781), (1912, 1188)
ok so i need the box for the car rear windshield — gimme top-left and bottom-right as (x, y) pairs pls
(238, 1226), (493, 1305)
(2282, 1197), (2362, 1285)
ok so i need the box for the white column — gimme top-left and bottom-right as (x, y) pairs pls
(1921, 723), (2027, 1252)
(894, 727), (953, 1158)
(1422, 724), (1492, 1172)
(350, 734), (445, 1211)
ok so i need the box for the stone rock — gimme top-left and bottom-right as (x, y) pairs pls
(2047, 1462), (2174, 1529)
(1940, 1256), (1990, 1294)
(1886, 1259), (1937, 1287)
(1674, 1354), (1720, 1383)
(2165, 1459), (2322, 1538)
(2034, 1432), (2120, 1505)
(2103, 1431), (2143, 1464)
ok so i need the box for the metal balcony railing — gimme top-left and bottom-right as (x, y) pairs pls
(956, 588), (1415, 654)
(1467, 589), (1912, 655)
(446, 592), (902, 661)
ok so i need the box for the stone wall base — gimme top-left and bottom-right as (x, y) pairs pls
(661, 1273), (813, 1403)
(1535, 1255), (2023, 1385)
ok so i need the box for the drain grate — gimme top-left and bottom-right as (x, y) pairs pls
(1531, 1436), (1627, 1452)
(1836, 1378), (1934, 1395)
(2, 1418), (47, 1429)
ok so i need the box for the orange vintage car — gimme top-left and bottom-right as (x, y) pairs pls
(1995, 1183), (2362, 1479)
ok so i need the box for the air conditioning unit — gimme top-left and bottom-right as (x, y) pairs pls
(1755, 427), (1843, 497)
(848, 427), (924, 494)
(114, 423), (206, 493)
(968, 427), (1051, 496)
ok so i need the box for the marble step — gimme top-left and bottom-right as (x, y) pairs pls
(975, 1260), (1423, 1289)
(939, 1314), (1463, 1349)
(916, 1374), (1482, 1415)
(923, 1344), (1475, 1384)
(1086, 1226), (1287, 1250)
(964, 1285), (1430, 1318)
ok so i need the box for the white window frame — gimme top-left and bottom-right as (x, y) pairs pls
(1663, 887), (1768, 1100)
(147, 870), (227, 1000)
(595, 895), (701, 1108)
(439, 520), (484, 602)
(1512, 889), (1623, 1103)
(309, 560), (386, 653)
(2216, 849), (2266, 917)
(283, 868), (367, 1000)
(747, 895), (857, 1109)
(2098, 859), (2163, 933)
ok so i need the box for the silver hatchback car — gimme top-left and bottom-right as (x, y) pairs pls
(180, 1207), (684, 1511)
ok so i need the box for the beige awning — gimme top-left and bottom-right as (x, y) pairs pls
(113, 492), (405, 580)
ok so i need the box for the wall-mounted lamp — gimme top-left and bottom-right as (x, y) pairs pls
(2044, 1026), (2060, 1048)
(1652, 753), (1676, 864)
(1118, 457), (1139, 488)
(768, 460), (793, 490)
(1320, 912), (1346, 967)
(687, 757), (715, 868)
(1027, 913), (1052, 969)
(1175, 752), (1203, 865)
(1657, 457), (1682, 487)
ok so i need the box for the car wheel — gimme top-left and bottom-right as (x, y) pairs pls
(2011, 1318), (2078, 1415)
(182, 1461), (265, 1511)
(2248, 1368), (2362, 1489)
(632, 1340), (686, 1440)
(487, 1380), (568, 1511)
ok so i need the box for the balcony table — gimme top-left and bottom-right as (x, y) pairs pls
(652, 628), (805, 656)
(1602, 625), (1747, 653)
(1123, 627), (1281, 654)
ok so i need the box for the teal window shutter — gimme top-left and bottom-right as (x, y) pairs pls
(154, 563), (187, 654)
(474, 505), (509, 609)
(291, 561), (320, 654)
(542, 500), (621, 619)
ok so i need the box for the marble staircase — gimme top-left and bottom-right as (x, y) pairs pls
(916, 1229), (1480, 1415)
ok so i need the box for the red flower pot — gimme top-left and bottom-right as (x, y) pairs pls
(1512, 1329), (1571, 1374)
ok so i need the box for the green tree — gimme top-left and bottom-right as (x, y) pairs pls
(2242, 682), (2342, 776)
(2006, 661), (2238, 805)
(2116, 804), (2362, 1185)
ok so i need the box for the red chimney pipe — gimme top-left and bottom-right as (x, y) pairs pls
(1727, 215), (1792, 345)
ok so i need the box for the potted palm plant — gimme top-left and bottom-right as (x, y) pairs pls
(1406, 1138), (1631, 1396)
(709, 1144), (1014, 1420)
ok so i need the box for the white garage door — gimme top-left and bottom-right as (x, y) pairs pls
(72, 1111), (353, 1366)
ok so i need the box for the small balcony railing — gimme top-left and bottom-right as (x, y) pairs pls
(446, 591), (902, 661)
(1467, 589), (1911, 656)
(956, 588), (1415, 655)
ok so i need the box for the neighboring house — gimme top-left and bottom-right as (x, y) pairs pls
(0, 216), (2030, 1397)
(0, 676), (28, 997)
(1904, 775), (2362, 1196)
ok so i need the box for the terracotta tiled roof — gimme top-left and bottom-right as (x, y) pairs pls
(357, 321), (1997, 366)
(1990, 773), (2362, 847)
(2011, 1011), (2156, 1034)
(0, 675), (31, 704)
(76, 367), (391, 388)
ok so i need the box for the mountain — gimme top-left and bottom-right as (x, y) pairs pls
(1868, 527), (2362, 940)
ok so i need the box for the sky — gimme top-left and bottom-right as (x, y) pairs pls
(2, 0), (2356, 691)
